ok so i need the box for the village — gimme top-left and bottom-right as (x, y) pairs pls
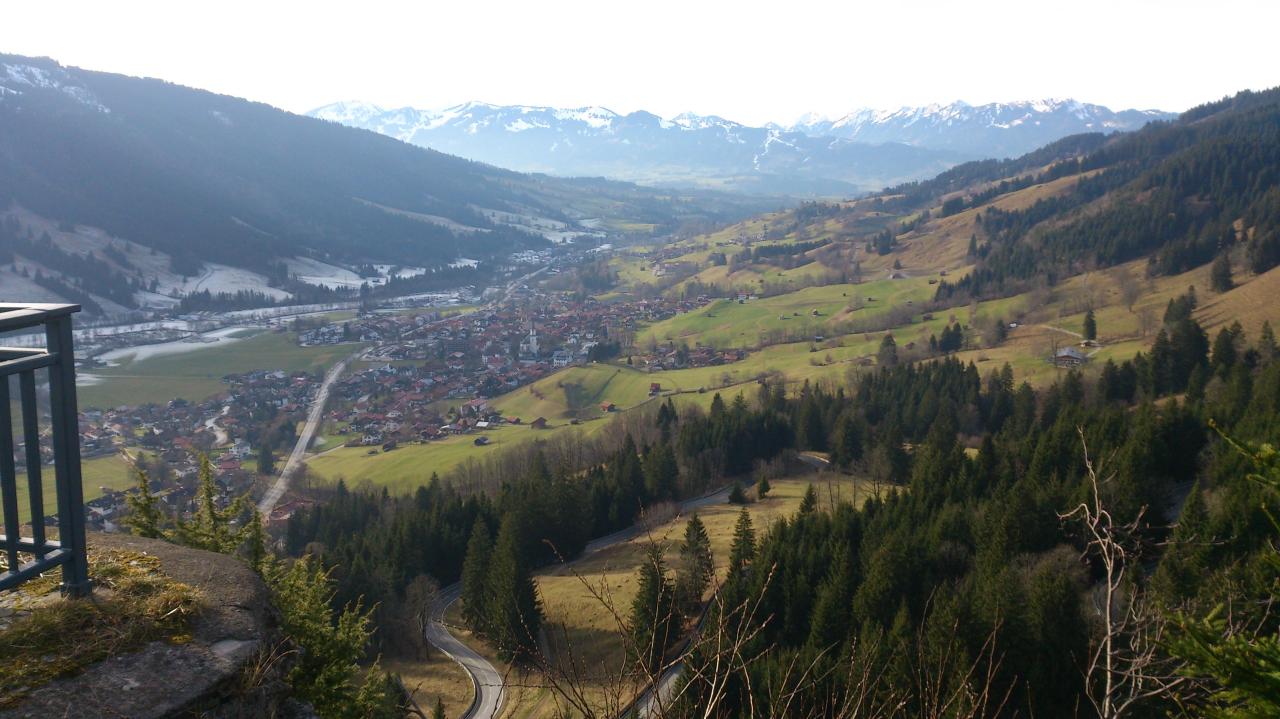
(68, 284), (751, 531)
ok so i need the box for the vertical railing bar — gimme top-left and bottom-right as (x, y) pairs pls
(19, 370), (46, 556)
(0, 378), (20, 574)
(45, 315), (90, 596)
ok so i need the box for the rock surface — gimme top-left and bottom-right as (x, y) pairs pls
(1, 533), (290, 719)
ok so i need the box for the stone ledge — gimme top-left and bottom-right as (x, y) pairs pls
(2, 533), (290, 719)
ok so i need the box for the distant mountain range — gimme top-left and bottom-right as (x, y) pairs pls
(309, 99), (1173, 195)
(785, 99), (1171, 158)
(0, 54), (770, 314)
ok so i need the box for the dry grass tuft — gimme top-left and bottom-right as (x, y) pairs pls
(0, 548), (202, 706)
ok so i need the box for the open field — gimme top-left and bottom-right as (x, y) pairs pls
(15, 453), (135, 524)
(79, 331), (360, 409)
(306, 417), (617, 494)
(635, 276), (939, 349)
(385, 655), (473, 719)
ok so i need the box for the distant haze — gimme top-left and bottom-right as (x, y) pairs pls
(2, 0), (1277, 126)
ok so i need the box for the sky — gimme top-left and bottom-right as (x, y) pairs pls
(2, 0), (1277, 126)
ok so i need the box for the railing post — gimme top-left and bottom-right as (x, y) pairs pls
(45, 313), (91, 597)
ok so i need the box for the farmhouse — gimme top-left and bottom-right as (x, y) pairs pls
(1053, 346), (1089, 368)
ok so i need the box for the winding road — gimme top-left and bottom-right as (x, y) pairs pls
(427, 585), (506, 719)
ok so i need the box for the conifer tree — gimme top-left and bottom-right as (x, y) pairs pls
(485, 511), (543, 660)
(244, 509), (267, 574)
(755, 473), (771, 499)
(831, 411), (864, 467)
(675, 512), (714, 615)
(629, 545), (677, 675)
(1210, 252), (1234, 292)
(460, 520), (492, 632)
(643, 441), (679, 501)
(125, 468), (165, 539)
(807, 545), (854, 650)
(727, 508), (756, 582)
(728, 481), (747, 505)
(174, 454), (251, 554)
(798, 483), (818, 514)
(1083, 309), (1098, 341)
(1152, 479), (1210, 603)
(877, 334), (898, 366)
(1260, 321), (1279, 365)
(257, 442), (276, 476)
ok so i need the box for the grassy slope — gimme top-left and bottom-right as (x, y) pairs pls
(79, 331), (360, 409)
(16, 453), (135, 524)
(635, 277), (937, 349)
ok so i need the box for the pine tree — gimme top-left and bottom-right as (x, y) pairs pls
(1152, 479), (1211, 603)
(727, 508), (756, 582)
(629, 545), (677, 675)
(244, 509), (267, 574)
(1210, 252), (1234, 292)
(807, 545), (854, 650)
(877, 334), (898, 366)
(728, 481), (747, 505)
(486, 511), (543, 660)
(460, 521), (492, 632)
(675, 512), (714, 615)
(1083, 309), (1098, 341)
(643, 441), (679, 501)
(755, 473), (771, 499)
(798, 484), (818, 514)
(1260, 321), (1279, 365)
(124, 468), (165, 539)
(1212, 325), (1239, 378)
(174, 454), (250, 554)
(266, 556), (401, 718)
(257, 442), (276, 476)
(831, 411), (864, 468)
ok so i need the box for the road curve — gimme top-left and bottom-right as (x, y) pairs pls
(427, 584), (506, 719)
(258, 351), (357, 515)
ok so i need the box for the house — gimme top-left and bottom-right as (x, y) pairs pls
(649, 382), (661, 396)
(1053, 347), (1089, 367)
(473, 436), (490, 446)
(530, 417), (548, 430)
(552, 350), (573, 368)
(461, 398), (489, 417)
(600, 402), (616, 412)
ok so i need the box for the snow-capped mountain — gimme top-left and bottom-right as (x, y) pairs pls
(308, 101), (966, 195)
(788, 99), (1172, 158)
(310, 98), (1170, 195)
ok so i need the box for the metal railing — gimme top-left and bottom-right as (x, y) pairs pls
(0, 302), (90, 596)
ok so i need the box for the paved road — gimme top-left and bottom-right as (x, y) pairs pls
(257, 351), (357, 515)
(427, 584), (506, 719)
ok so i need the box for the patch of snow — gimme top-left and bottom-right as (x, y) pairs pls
(93, 326), (258, 366)
(552, 106), (618, 129)
(283, 257), (366, 289)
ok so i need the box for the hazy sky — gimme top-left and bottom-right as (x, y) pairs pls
(3, 0), (1277, 125)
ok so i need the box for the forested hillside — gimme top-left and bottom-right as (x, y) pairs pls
(0, 54), (769, 304)
(929, 88), (1280, 302)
